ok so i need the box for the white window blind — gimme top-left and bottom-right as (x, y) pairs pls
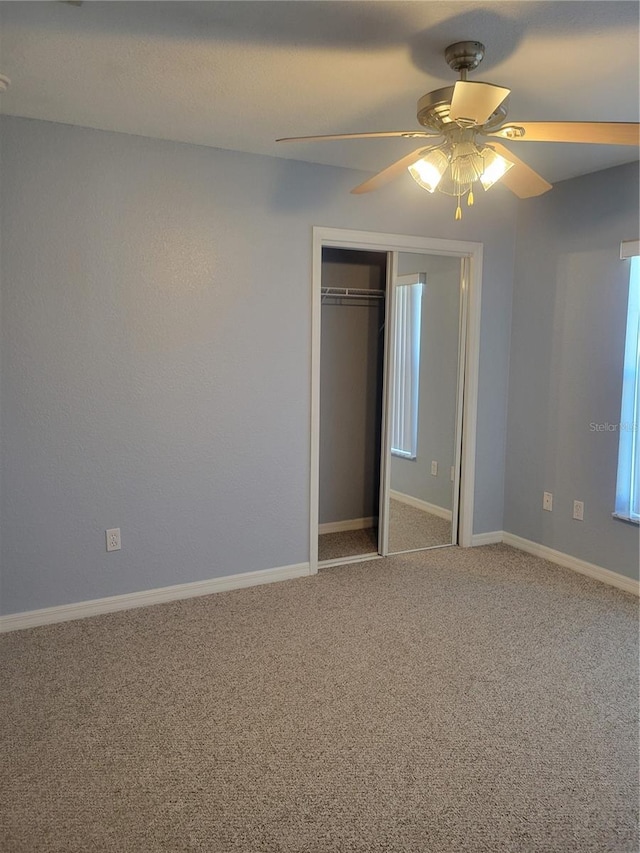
(614, 251), (640, 523)
(391, 277), (424, 459)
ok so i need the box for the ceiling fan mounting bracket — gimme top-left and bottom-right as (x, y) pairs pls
(444, 41), (486, 76)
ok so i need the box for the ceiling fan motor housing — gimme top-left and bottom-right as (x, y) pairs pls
(416, 86), (508, 133)
(416, 41), (507, 133)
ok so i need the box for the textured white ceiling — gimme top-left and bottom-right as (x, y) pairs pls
(0, 1), (638, 186)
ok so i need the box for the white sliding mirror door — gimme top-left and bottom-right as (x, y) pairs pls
(386, 253), (463, 553)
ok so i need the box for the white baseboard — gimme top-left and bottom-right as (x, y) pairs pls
(318, 517), (377, 535)
(0, 562), (311, 633)
(3, 531), (636, 634)
(471, 530), (504, 546)
(502, 532), (639, 596)
(389, 490), (452, 521)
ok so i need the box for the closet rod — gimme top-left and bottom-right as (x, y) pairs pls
(321, 287), (386, 300)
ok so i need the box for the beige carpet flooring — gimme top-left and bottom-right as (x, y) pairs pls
(1, 544), (638, 852)
(318, 526), (378, 561)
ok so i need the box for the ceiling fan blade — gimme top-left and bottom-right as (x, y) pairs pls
(488, 141), (552, 198)
(350, 146), (439, 195)
(488, 121), (640, 146)
(449, 81), (510, 126)
(276, 130), (436, 143)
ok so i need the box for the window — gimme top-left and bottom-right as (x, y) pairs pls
(391, 275), (424, 459)
(615, 245), (640, 524)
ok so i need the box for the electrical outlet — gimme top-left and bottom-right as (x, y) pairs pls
(106, 528), (121, 552)
(573, 500), (584, 521)
(431, 461), (438, 476)
(543, 492), (553, 512)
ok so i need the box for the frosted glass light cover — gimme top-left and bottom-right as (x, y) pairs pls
(480, 148), (514, 190)
(408, 149), (449, 192)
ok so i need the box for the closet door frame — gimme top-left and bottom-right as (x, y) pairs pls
(310, 226), (483, 574)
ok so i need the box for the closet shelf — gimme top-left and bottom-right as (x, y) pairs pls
(321, 287), (386, 300)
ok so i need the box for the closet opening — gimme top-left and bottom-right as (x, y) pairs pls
(310, 227), (483, 573)
(317, 248), (388, 564)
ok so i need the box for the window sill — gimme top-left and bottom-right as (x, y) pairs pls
(612, 512), (640, 526)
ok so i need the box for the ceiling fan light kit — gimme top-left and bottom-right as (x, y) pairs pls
(407, 132), (515, 220)
(277, 40), (639, 220)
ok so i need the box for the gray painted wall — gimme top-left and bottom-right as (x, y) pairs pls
(505, 161), (640, 580)
(319, 249), (385, 524)
(0, 116), (517, 615)
(391, 253), (461, 512)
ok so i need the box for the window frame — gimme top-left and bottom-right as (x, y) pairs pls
(614, 241), (640, 525)
(390, 273), (425, 460)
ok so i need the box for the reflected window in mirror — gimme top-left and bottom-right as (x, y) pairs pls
(391, 274), (425, 460)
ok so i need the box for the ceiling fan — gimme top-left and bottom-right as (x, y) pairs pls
(277, 41), (639, 219)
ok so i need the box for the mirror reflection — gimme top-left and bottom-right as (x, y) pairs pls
(388, 253), (462, 553)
